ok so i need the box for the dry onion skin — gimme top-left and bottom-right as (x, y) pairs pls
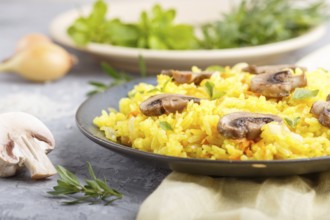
(0, 33), (75, 82)
(15, 33), (51, 52)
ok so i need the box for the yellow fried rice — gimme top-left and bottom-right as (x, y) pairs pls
(93, 65), (330, 160)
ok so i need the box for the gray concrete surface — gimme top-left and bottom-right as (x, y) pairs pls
(0, 0), (329, 220)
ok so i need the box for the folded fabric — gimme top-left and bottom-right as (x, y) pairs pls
(137, 172), (330, 220)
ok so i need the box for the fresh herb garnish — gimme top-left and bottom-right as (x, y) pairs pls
(159, 121), (173, 131)
(48, 162), (122, 205)
(87, 53), (148, 96)
(284, 117), (301, 128)
(205, 81), (214, 99)
(204, 81), (225, 99)
(68, 0), (327, 50)
(87, 62), (132, 96)
(201, 0), (328, 49)
(292, 89), (319, 100)
(68, 0), (198, 50)
(205, 65), (224, 72)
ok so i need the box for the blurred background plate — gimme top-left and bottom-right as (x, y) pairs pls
(297, 44), (330, 70)
(50, 0), (326, 74)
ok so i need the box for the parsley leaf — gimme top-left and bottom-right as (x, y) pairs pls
(205, 81), (214, 99)
(159, 121), (173, 131)
(205, 65), (224, 72)
(292, 89), (319, 100)
(284, 117), (301, 128)
(68, 1), (198, 49)
(204, 81), (225, 99)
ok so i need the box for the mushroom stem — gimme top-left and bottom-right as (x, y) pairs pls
(243, 64), (306, 74)
(250, 71), (307, 98)
(18, 135), (56, 180)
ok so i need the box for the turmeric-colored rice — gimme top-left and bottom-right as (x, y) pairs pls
(93, 65), (330, 160)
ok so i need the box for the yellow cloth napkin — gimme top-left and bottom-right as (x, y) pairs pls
(137, 172), (330, 220)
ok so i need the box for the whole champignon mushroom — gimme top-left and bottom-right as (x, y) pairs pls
(0, 112), (56, 179)
(242, 64), (306, 75)
(250, 70), (307, 98)
(140, 94), (201, 116)
(161, 70), (213, 85)
(217, 112), (282, 140)
(311, 98), (330, 128)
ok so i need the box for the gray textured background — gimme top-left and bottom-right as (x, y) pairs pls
(0, 0), (330, 219)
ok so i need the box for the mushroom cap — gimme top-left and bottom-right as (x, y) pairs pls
(243, 64), (306, 75)
(319, 108), (330, 127)
(311, 101), (330, 128)
(250, 71), (307, 98)
(326, 94), (330, 102)
(217, 112), (282, 140)
(161, 70), (213, 85)
(311, 101), (328, 116)
(0, 112), (55, 177)
(140, 94), (201, 116)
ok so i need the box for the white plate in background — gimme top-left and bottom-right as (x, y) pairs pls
(297, 44), (330, 70)
(49, 0), (326, 74)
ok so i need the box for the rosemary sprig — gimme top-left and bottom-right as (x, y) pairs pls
(48, 162), (123, 205)
(87, 63), (132, 96)
(87, 55), (147, 96)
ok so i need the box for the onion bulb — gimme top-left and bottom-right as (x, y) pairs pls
(16, 33), (51, 52)
(0, 41), (75, 82)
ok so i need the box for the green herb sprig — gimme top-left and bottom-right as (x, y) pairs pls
(87, 55), (146, 96)
(68, 0), (198, 50)
(68, 0), (327, 50)
(87, 63), (131, 96)
(48, 163), (122, 205)
(201, 0), (328, 49)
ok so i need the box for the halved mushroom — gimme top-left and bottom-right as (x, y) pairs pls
(140, 94), (201, 116)
(250, 70), (307, 98)
(242, 64), (306, 75)
(161, 70), (213, 85)
(327, 94), (330, 102)
(0, 112), (56, 179)
(217, 112), (282, 140)
(311, 99), (330, 128)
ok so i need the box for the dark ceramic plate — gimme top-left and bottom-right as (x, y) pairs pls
(76, 77), (330, 177)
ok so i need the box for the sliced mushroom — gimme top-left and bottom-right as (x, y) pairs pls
(243, 64), (306, 75)
(140, 94), (201, 116)
(327, 94), (330, 102)
(161, 70), (213, 85)
(0, 112), (56, 179)
(311, 99), (330, 128)
(250, 70), (307, 98)
(217, 112), (282, 140)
